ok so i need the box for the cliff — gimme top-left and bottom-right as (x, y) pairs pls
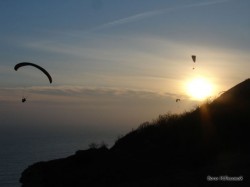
(20, 79), (250, 186)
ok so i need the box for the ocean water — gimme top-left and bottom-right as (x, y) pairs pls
(0, 127), (116, 187)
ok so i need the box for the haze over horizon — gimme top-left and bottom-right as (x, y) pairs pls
(1, 0), (250, 136)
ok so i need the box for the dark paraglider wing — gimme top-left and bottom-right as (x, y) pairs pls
(191, 55), (196, 62)
(14, 62), (52, 83)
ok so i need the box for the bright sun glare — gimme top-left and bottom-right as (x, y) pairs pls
(187, 78), (213, 100)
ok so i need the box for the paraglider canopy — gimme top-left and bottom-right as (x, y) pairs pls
(176, 99), (180, 102)
(191, 55), (196, 63)
(14, 62), (52, 83)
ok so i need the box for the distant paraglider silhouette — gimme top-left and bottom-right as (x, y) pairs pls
(14, 62), (52, 102)
(191, 55), (196, 70)
(176, 99), (180, 102)
(22, 97), (27, 103)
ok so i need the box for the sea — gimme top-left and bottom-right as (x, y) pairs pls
(0, 127), (116, 187)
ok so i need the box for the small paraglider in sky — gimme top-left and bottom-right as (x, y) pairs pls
(14, 62), (53, 103)
(22, 97), (27, 103)
(176, 99), (180, 102)
(191, 55), (196, 69)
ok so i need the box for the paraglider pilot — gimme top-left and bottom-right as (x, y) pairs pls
(22, 97), (27, 103)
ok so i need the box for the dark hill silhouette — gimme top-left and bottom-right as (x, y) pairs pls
(20, 79), (250, 187)
(217, 78), (250, 103)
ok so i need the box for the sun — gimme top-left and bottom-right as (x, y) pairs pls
(186, 78), (213, 100)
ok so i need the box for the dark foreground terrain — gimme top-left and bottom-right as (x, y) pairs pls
(20, 79), (250, 186)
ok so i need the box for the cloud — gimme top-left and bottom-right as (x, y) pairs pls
(88, 10), (162, 32)
(0, 85), (187, 104)
(28, 85), (184, 99)
(86, 0), (233, 32)
(186, 0), (232, 8)
(0, 85), (197, 133)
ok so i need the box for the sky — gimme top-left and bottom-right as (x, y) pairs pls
(1, 0), (250, 142)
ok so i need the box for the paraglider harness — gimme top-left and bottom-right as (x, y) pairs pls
(22, 97), (27, 103)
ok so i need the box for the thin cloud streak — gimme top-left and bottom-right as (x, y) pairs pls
(89, 10), (162, 32)
(186, 0), (233, 8)
(29, 85), (184, 99)
(87, 0), (233, 32)
(0, 85), (187, 103)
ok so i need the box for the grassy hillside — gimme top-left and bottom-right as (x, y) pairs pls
(20, 79), (250, 187)
(113, 79), (250, 156)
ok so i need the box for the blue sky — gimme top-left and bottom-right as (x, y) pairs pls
(1, 0), (250, 138)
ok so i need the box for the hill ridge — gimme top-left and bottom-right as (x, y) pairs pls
(20, 79), (250, 187)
